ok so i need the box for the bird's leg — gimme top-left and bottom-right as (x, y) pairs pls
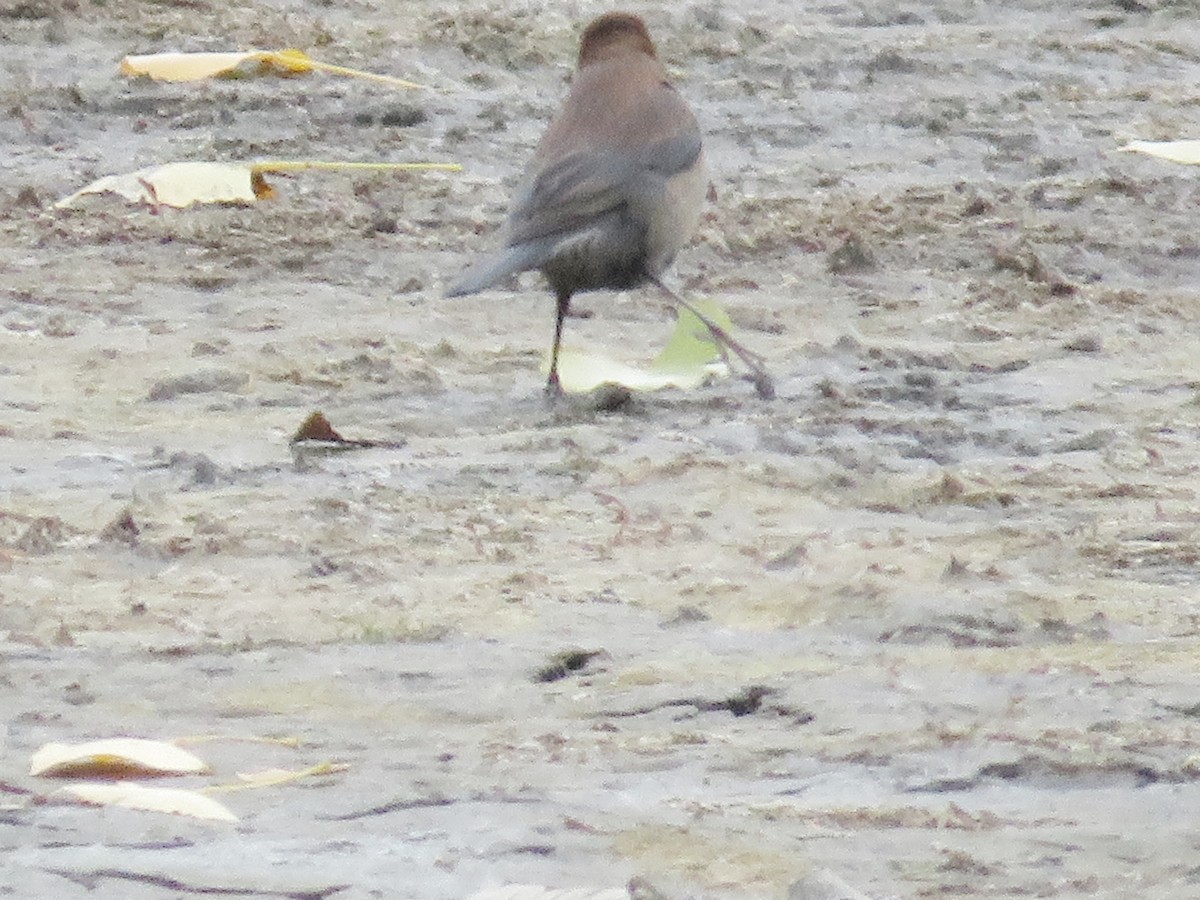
(545, 289), (572, 398)
(652, 278), (776, 400)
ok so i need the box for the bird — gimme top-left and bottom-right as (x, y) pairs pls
(446, 11), (774, 399)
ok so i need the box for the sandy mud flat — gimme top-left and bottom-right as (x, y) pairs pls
(3, 1), (1200, 897)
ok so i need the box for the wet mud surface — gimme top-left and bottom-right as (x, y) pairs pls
(4, 1), (1200, 897)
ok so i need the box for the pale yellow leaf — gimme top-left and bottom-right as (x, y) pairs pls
(1119, 139), (1200, 165)
(548, 347), (723, 394)
(546, 300), (737, 393)
(652, 298), (730, 375)
(56, 160), (462, 210)
(121, 51), (268, 82)
(31, 738), (210, 778)
(55, 162), (261, 209)
(54, 782), (238, 822)
(120, 49), (426, 88)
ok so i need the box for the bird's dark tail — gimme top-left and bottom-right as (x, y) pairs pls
(445, 240), (556, 297)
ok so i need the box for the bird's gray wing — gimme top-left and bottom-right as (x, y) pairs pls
(505, 130), (702, 247)
(446, 118), (701, 297)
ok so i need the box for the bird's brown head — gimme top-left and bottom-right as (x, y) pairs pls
(577, 12), (657, 68)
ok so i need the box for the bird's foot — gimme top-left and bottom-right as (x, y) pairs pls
(543, 371), (565, 403)
(746, 369), (776, 401)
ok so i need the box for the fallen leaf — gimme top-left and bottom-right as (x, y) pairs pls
(548, 300), (734, 394)
(121, 49), (425, 89)
(550, 348), (721, 393)
(56, 161), (261, 209)
(289, 411), (406, 451)
(55, 160), (460, 210)
(1120, 139), (1200, 165)
(53, 782), (238, 823)
(652, 297), (731, 375)
(31, 738), (211, 779)
(122, 51), (271, 82)
(292, 411), (345, 443)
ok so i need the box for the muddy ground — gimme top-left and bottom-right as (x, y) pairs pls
(4, 0), (1200, 897)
